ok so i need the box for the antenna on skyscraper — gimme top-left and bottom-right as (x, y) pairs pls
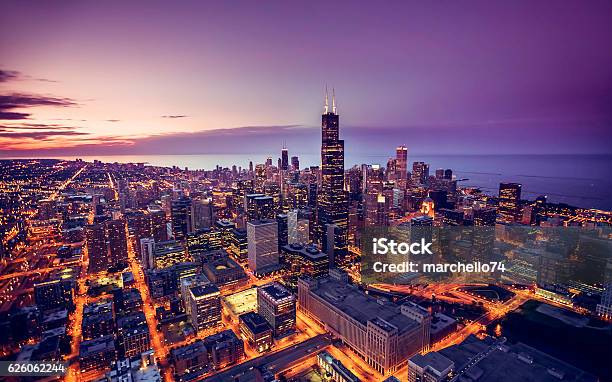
(332, 87), (337, 114)
(324, 85), (329, 114)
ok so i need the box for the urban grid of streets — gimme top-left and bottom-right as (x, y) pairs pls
(0, 157), (610, 382)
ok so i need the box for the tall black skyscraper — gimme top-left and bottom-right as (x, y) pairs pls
(498, 182), (522, 224)
(171, 196), (193, 241)
(281, 146), (289, 171)
(316, 88), (348, 262)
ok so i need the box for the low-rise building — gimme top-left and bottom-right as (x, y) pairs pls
(79, 335), (117, 373)
(239, 312), (273, 353)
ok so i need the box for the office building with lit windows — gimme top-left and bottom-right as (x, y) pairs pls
(153, 240), (190, 269)
(281, 243), (329, 280)
(498, 182), (522, 224)
(287, 209), (310, 244)
(239, 312), (273, 353)
(316, 88), (348, 260)
(396, 145), (408, 181)
(171, 196), (193, 241)
(257, 282), (296, 338)
(186, 284), (221, 333)
(412, 162), (430, 185)
(247, 219), (279, 275)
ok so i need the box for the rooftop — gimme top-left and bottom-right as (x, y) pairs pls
(259, 282), (293, 302)
(309, 277), (419, 332)
(190, 284), (220, 299)
(80, 335), (115, 357)
(223, 287), (258, 316)
(409, 352), (454, 374)
(434, 335), (597, 382)
(239, 312), (272, 335)
(282, 243), (328, 260)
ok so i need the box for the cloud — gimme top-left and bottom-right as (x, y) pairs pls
(0, 93), (77, 120)
(0, 111), (30, 120)
(0, 69), (58, 83)
(161, 115), (189, 119)
(106, 119), (121, 122)
(0, 70), (20, 82)
(0, 130), (88, 139)
(0, 123), (77, 130)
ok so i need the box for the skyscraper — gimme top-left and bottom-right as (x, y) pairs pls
(412, 162), (429, 185)
(140, 237), (155, 269)
(86, 221), (108, 273)
(171, 197), (193, 241)
(396, 145), (408, 180)
(185, 284), (221, 333)
(288, 209), (309, 244)
(257, 282), (296, 338)
(86, 217), (128, 273)
(316, 88), (348, 261)
(247, 219), (279, 275)
(281, 146), (289, 171)
(498, 182), (522, 224)
(291, 156), (299, 171)
(106, 219), (128, 265)
(191, 197), (215, 230)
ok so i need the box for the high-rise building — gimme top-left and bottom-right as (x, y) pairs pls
(86, 218), (128, 273)
(116, 314), (151, 359)
(287, 182), (309, 210)
(281, 146), (289, 171)
(140, 237), (155, 269)
(149, 209), (168, 242)
(247, 219), (279, 275)
(407, 352), (454, 382)
(106, 219), (128, 265)
(125, 211), (151, 254)
(191, 198), (215, 230)
(444, 169), (453, 180)
(257, 282), (296, 338)
(428, 190), (447, 211)
(171, 197), (193, 241)
(229, 228), (248, 262)
(276, 214), (288, 251)
(288, 209), (310, 244)
(473, 206), (497, 226)
(498, 182), (522, 224)
(396, 145), (408, 180)
(170, 340), (208, 377)
(281, 243), (329, 280)
(79, 335), (117, 373)
(186, 228), (222, 257)
(317, 88), (348, 260)
(153, 240), (189, 269)
(86, 221), (108, 273)
(245, 194), (275, 221)
(412, 162), (429, 185)
(185, 284), (221, 333)
(291, 156), (300, 171)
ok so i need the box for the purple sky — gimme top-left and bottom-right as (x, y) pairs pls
(0, 0), (611, 156)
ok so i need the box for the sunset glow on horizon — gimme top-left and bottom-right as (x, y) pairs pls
(1, 1), (611, 155)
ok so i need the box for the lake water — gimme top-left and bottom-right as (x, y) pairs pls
(7, 153), (612, 210)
